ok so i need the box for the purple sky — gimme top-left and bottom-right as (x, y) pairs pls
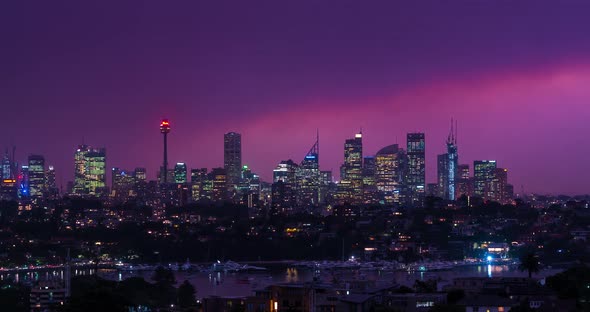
(2, 1), (590, 195)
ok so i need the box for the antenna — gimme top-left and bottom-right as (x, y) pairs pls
(316, 128), (320, 162)
(455, 119), (458, 145)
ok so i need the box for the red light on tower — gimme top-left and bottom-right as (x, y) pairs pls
(160, 119), (171, 133)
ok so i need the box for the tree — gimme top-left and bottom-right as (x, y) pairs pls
(151, 266), (176, 287)
(177, 280), (196, 308)
(151, 266), (177, 307)
(518, 253), (540, 278)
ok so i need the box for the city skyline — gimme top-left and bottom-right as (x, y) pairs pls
(3, 1), (590, 195)
(3, 124), (512, 195)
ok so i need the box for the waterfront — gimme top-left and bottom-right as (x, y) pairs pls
(0, 262), (565, 300)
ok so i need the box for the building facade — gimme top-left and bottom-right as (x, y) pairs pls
(406, 133), (426, 207)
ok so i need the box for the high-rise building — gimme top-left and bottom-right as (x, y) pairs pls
(190, 168), (208, 201)
(84, 149), (106, 196)
(44, 166), (58, 199)
(133, 167), (147, 202)
(437, 153), (448, 198)
(375, 144), (405, 205)
(224, 132), (242, 187)
(297, 134), (320, 207)
(19, 165), (29, 198)
(456, 164), (472, 198)
(340, 132), (363, 204)
(444, 121), (458, 200)
(28, 155), (45, 198)
(111, 167), (135, 202)
(239, 165), (261, 208)
(73, 145), (106, 196)
(272, 160), (298, 213)
(491, 168), (511, 204)
(474, 160), (497, 199)
(174, 163), (187, 184)
(73, 145), (90, 194)
(210, 167), (228, 202)
(406, 133), (425, 207)
(160, 119), (171, 184)
(2, 150), (12, 180)
(362, 156), (378, 204)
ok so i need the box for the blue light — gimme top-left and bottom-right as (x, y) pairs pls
(486, 255), (493, 262)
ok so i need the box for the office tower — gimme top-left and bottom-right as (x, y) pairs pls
(210, 167), (228, 202)
(362, 156), (378, 204)
(73, 145), (106, 196)
(19, 165), (29, 198)
(45, 166), (58, 198)
(190, 168), (208, 201)
(224, 132), (242, 187)
(0, 178), (17, 201)
(160, 119), (171, 184)
(406, 133), (425, 207)
(73, 145), (90, 194)
(458, 164), (470, 180)
(341, 132), (363, 204)
(112, 168), (135, 202)
(437, 153), (448, 198)
(133, 167), (147, 201)
(375, 144), (405, 205)
(134, 167), (146, 181)
(445, 121), (458, 200)
(297, 134), (320, 207)
(474, 160), (497, 199)
(491, 168), (510, 204)
(28, 155), (45, 198)
(239, 165), (261, 208)
(174, 163), (187, 184)
(272, 160), (298, 213)
(456, 164), (472, 198)
(2, 150), (11, 179)
(84, 148), (106, 196)
(111, 167), (121, 194)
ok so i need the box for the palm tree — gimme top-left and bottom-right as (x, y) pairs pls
(519, 252), (540, 278)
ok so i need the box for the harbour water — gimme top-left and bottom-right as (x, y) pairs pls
(0, 263), (565, 300)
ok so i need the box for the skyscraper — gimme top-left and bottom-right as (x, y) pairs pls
(111, 167), (135, 202)
(174, 163), (187, 184)
(28, 155), (45, 199)
(210, 167), (228, 202)
(406, 133), (425, 207)
(362, 156), (378, 204)
(272, 160), (298, 213)
(73, 145), (90, 195)
(160, 119), (171, 184)
(375, 144), (405, 205)
(224, 132), (242, 188)
(84, 149), (106, 196)
(474, 160), (497, 199)
(445, 121), (458, 200)
(341, 132), (363, 204)
(456, 164), (472, 198)
(437, 153), (448, 198)
(19, 165), (29, 198)
(2, 150), (12, 180)
(73, 145), (106, 196)
(190, 168), (208, 201)
(133, 167), (147, 202)
(45, 165), (58, 199)
(297, 134), (320, 206)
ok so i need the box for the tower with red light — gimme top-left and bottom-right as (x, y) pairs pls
(160, 119), (171, 184)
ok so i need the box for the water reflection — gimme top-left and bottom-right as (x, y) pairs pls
(0, 264), (562, 299)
